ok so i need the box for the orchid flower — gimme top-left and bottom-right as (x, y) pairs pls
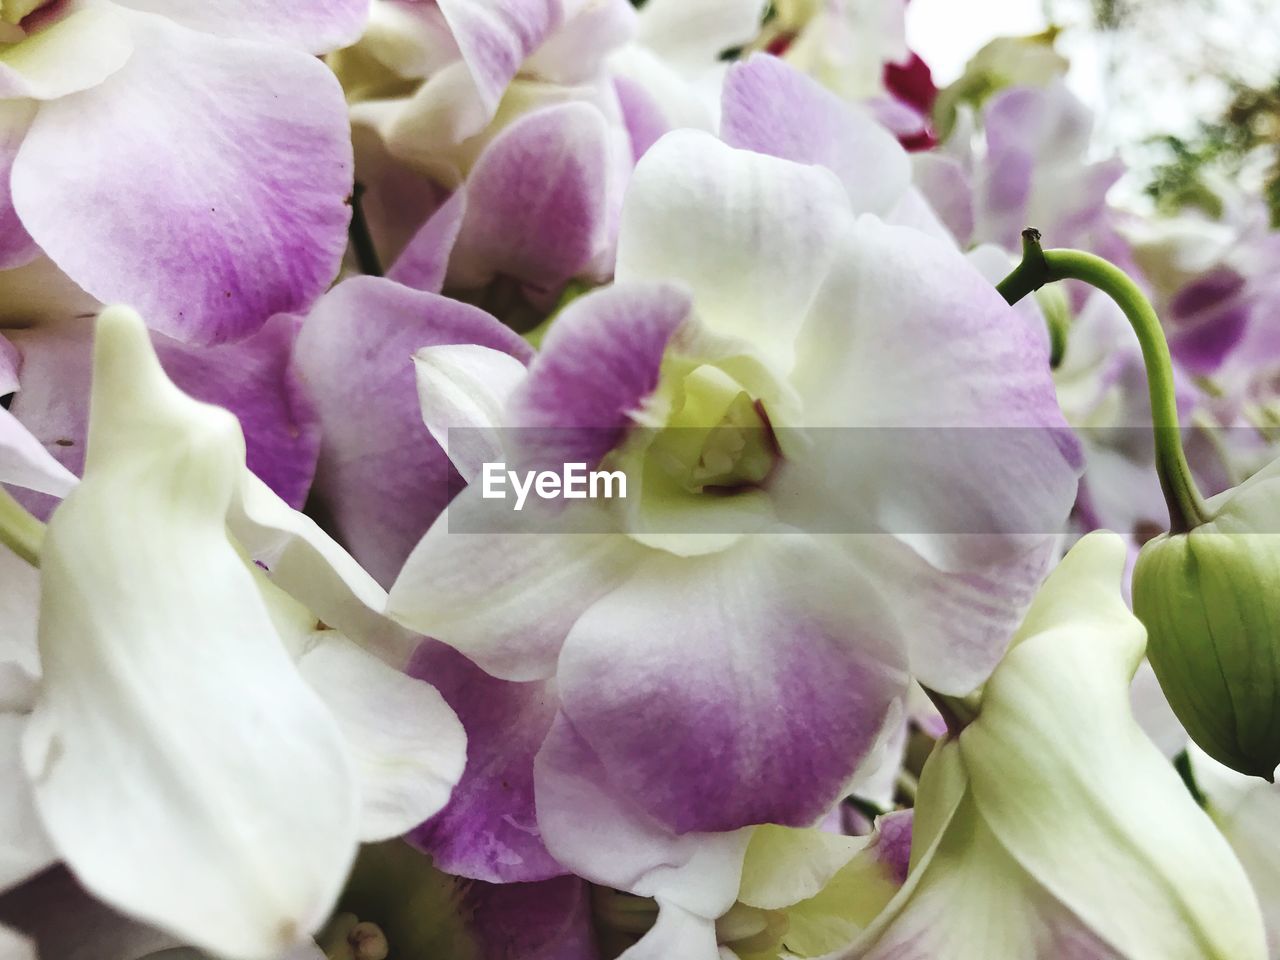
(0, 306), (465, 960)
(330, 0), (635, 302)
(0, 0), (364, 345)
(843, 532), (1266, 959)
(386, 128), (1080, 912)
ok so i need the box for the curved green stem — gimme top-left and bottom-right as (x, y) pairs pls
(998, 229), (1210, 533)
(0, 487), (43, 567)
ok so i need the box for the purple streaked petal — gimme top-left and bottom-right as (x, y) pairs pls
(293, 276), (531, 587)
(353, 118), (455, 277)
(1169, 301), (1250, 376)
(556, 536), (909, 834)
(157, 315), (321, 510)
(406, 640), (566, 883)
(0, 102), (37, 271)
(613, 73), (670, 162)
(910, 153), (974, 247)
(534, 712), (752, 918)
(110, 0), (368, 54)
(7, 314), (320, 516)
(721, 54), (910, 216)
(436, 0), (561, 115)
(12, 18), (352, 345)
(449, 103), (613, 292)
(976, 82), (1122, 250)
(510, 281), (692, 473)
(868, 809), (914, 886)
(388, 187), (468, 295)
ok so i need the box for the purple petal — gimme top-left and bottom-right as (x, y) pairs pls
(437, 0), (560, 114)
(293, 276), (531, 587)
(468, 875), (599, 960)
(721, 54), (910, 215)
(12, 18), (353, 345)
(353, 119), (455, 276)
(450, 103), (614, 292)
(406, 640), (566, 883)
(534, 713), (752, 918)
(7, 314), (320, 516)
(613, 73), (669, 162)
(911, 153), (974, 247)
(976, 83), (1122, 250)
(868, 809), (914, 886)
(510, 281), (692, 473)
(0, 103), (37, 271)
(389, 187), (468, 295)
(110, 0), (368, 53)
(158, 315), (320, 509)
(1166, 270), (1250, 375)
(556, 537), (909, 834)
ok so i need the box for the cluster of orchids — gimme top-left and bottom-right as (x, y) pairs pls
(4, 1), (1280, 958)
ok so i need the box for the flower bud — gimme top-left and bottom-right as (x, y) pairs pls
(1133, 476), (1280, 780)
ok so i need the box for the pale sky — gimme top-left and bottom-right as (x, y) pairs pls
(906, 0), (1280, 196)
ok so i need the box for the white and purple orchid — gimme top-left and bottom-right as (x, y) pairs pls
(4, 8), (1280, 960)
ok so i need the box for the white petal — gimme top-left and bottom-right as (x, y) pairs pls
(297, 633), (466, 842)
(0, 713), (54, 894)
(737, 825), (869, 910)
(0, 544), (40, 689)
(229, 472), (417, 668)
(413, 343), (527, 483)
(0, 406), (77, 496)
(635, 0), (765, 68)
(388, 486), (643, 681)
(24, 307), (359, 960)
(616, 901), (720, 960)
(962, 533), (1267, 960)
(0, 6), (132, 99)
(615, 129), (850, 375)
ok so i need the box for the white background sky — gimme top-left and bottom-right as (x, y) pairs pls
(905, 0), (1280, 194)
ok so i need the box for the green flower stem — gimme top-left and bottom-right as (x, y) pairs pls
(0, 487), (43, 568)
(997, 229), (1210, 533)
